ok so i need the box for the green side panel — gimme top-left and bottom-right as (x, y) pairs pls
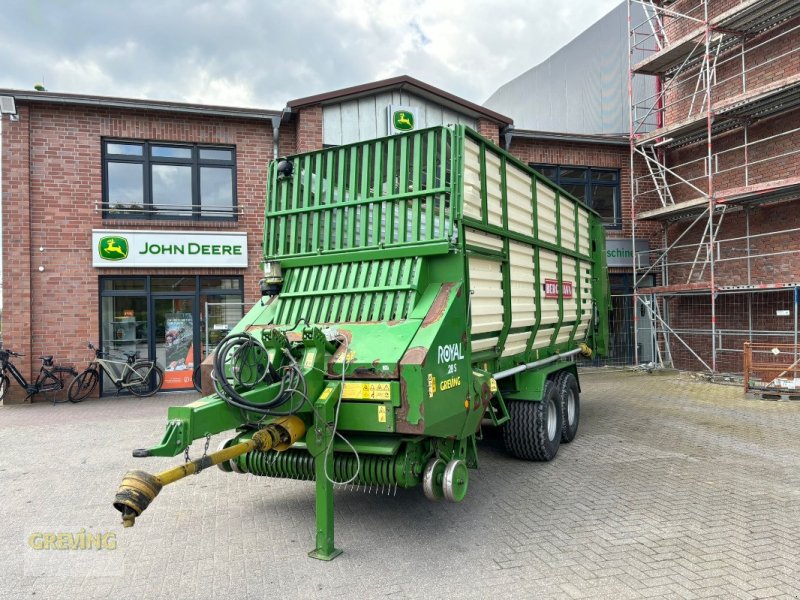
(502, 361), (577, 402)
(590, 219), (610, 357)
(264, 127), (455, 261)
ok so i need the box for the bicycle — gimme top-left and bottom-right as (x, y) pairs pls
(68, 342), (164, 402)
(0, 349), (78, 403)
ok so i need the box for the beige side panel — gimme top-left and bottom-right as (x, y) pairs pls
(562, 256), (578, 323)
(531, 327), (554, 350)
(506, 163), (533, 237)
(536, 183), (558, 245)
(472, 337), (499, 353)
(578, 210), (591, 256)
(485, 150), (503, 228)
(465, 228), (503, 252)
(555, 256), (579, 345)
(509, 241), (535, 330)
(469, 256), (504, 336)
(560, 196), (577, 251)
(463, 139), (482, 221)
(574, 261), (593, 341)
(502, 332), (530, 357)
(538, 249), (559, 328)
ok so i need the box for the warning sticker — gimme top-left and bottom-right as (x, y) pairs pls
(342, 382), (391, 400)
(377, 405), (387, 423)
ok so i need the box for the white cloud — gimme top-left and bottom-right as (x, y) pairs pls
(0, 0), (621, 107)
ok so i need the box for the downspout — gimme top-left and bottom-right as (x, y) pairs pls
(271, 107), (293, 160)
(500, 124), (514, 150)
(271, 116), (281, 159)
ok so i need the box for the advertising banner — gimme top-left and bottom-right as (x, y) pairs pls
(92, 230), (248, 268)
(162, 312), (194, 390)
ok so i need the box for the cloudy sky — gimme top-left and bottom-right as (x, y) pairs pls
(0, 0), (621, 109)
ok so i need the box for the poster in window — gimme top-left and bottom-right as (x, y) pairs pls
(163, 312), (194, 389)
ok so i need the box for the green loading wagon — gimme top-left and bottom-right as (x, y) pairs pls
(114, 125), (609, 560)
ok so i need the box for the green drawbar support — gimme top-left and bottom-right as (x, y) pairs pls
(308, 382), (343, 561)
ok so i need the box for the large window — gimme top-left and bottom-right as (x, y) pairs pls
(99, 276), (244, 394)
(103, 141), (236, 220)
(530, 164), (621, 229)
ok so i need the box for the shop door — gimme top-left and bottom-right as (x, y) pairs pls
(153, 297), (198, 391)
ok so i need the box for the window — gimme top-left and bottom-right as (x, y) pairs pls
(103, 141), (236, 220)
(530, 164), (621, 229)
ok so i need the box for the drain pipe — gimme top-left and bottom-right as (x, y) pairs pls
(493, 344), (591, 380)
(270, 107), (292, 159)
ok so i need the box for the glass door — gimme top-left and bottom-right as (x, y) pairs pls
(153, 297), (198, 391)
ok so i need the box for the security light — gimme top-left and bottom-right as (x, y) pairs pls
(0, 96), (16, 115)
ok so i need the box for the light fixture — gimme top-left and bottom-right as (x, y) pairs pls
(0, 96), (16, 117)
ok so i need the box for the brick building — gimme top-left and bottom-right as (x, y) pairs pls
(630, 0), (800, 373)
(4, 76), (566, 402)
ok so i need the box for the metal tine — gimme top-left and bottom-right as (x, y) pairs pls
(393, 484), (398, 497)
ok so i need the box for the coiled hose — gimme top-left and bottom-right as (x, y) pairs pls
(212, 333), (301, 416)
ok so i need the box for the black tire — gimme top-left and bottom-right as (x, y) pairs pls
(125, 363), (164, 397)
(68, 369), (99, 403)
(503, 379), (562, 461)
(0, 375), (9, 402)
(43, 367), (76, 403)
(557, 371), (580, 443)
(192, 364), (203, 393)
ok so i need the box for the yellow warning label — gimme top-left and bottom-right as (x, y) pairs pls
(489, 378), (498, 393)
(339, 351), (356, 364)
(319, 387), (333, 400)
(303, 350), (316, 369)
(341, 382), (391, 400)
(427, 373), (436, 398)
(377, 405), (387, 423)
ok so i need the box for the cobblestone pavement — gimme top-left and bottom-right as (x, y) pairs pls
(1, 371), (799, 599)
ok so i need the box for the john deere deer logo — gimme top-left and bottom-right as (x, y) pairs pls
(98, 236), (129, 261)
(393, 110), (414, 131)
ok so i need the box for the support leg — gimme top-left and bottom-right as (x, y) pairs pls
(308, 383), (343, 561)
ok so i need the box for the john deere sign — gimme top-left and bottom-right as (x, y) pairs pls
(388, 105), (417, 134)
(92, 230), (248, 268)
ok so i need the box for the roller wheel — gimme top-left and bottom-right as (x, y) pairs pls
(557, 372), (580, 443)
(422, 458), (445, 501)
(215, 437), (238, 473)
(503, 379), (562, 461)
(442, 459), (468, 503)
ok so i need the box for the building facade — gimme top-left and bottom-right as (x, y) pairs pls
(0, 77), (521, 401)
(630, 0), (800, 374)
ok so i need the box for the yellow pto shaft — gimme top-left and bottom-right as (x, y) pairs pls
(113, 416), (305, 527)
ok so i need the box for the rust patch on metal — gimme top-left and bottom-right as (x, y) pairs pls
(245, 324), (272, 334)
(395, 380), (425, 434)
(399, 346), (428, 368)
(421, 282), (456, 328)
(326, 330), (353, 376)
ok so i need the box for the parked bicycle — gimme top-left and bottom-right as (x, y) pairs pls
(0, 349), (78, 403)
(68, 342), (164, 402)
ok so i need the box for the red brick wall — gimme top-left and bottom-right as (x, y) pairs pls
(2, 104), (33, 386)
(477, 118), (501, 146)
(1, 102), (285, 401)
(295, 105), (323, 153)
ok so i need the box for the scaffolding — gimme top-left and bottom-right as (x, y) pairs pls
(628, 0), (800, 374)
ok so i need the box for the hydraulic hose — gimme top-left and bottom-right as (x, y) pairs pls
(212, 332), (300, 415)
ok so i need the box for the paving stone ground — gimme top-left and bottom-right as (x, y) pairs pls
(1, 371), (799, 599)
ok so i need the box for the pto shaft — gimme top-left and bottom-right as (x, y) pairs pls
(113, 416), (305, 527)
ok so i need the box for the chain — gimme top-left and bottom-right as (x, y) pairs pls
(203, 433), (211, 458)
(184, 444), (190, 463)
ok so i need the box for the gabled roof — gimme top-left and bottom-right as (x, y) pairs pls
(287, 75), (513, 126)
